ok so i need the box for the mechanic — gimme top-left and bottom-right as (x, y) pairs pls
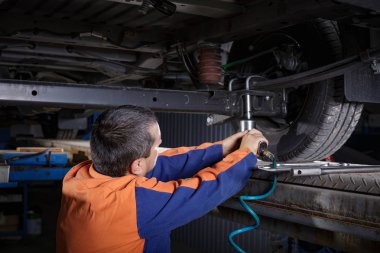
(56, 105), (268, 253)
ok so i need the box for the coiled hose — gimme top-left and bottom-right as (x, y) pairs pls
(228, 157), (277, 252)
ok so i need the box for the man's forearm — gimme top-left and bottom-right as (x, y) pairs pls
(146, 143), (223, 181)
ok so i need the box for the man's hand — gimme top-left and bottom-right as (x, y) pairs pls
(222, 131), (248, 157)
(240, 129), (268, 156)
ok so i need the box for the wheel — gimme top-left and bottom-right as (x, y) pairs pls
(228, 19), (363, 161)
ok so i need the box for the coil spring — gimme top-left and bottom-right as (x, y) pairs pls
(198, 44), (222, 85)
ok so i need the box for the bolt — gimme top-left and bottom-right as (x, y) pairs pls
(371, 60), (380, 74)
(225, 99), (231, 110)
(206, 115), (214, 125)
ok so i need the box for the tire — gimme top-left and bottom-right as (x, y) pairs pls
(229, 19), (363, 162)
(271, 78), (363, 161)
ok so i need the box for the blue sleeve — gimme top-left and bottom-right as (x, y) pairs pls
(146, 144), (223, 181)
(135, 149), (257, 239)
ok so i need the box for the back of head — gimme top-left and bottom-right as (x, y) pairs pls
(90, 105), (157, 177)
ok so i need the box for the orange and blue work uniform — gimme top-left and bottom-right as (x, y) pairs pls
(56, 142), (257, 253)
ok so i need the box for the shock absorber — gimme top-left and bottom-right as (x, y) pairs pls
(241, 76), (256, 131)
(198, 43), (222, 86)
(230, 77), (275, 160)
(228, 78), (255, 131)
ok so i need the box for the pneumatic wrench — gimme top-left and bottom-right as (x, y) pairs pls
(236, 76), (275, 161)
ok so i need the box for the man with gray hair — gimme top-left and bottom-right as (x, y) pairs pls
(57, 105), (267, 253)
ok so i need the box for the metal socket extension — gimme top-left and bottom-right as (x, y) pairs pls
(239, 119), (255, 131)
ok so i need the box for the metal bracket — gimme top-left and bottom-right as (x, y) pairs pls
(228, 76), (283, 130)
(345, 61), (380, 103)
(206, 114), (232, 126)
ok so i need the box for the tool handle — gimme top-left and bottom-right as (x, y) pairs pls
(258, 142), (268, 157)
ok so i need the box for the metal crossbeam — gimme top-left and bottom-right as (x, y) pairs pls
(0, 79), (239, 115)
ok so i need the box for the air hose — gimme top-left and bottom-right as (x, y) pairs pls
(228, 148), (277, 253)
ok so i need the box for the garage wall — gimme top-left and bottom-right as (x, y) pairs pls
(156, 112), (234, 148)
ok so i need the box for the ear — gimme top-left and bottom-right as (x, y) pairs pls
(129, 158), (147, 176)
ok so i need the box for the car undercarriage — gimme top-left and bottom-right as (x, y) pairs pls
(1, 0), (379, 162)
(0, 1), (380, 252)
